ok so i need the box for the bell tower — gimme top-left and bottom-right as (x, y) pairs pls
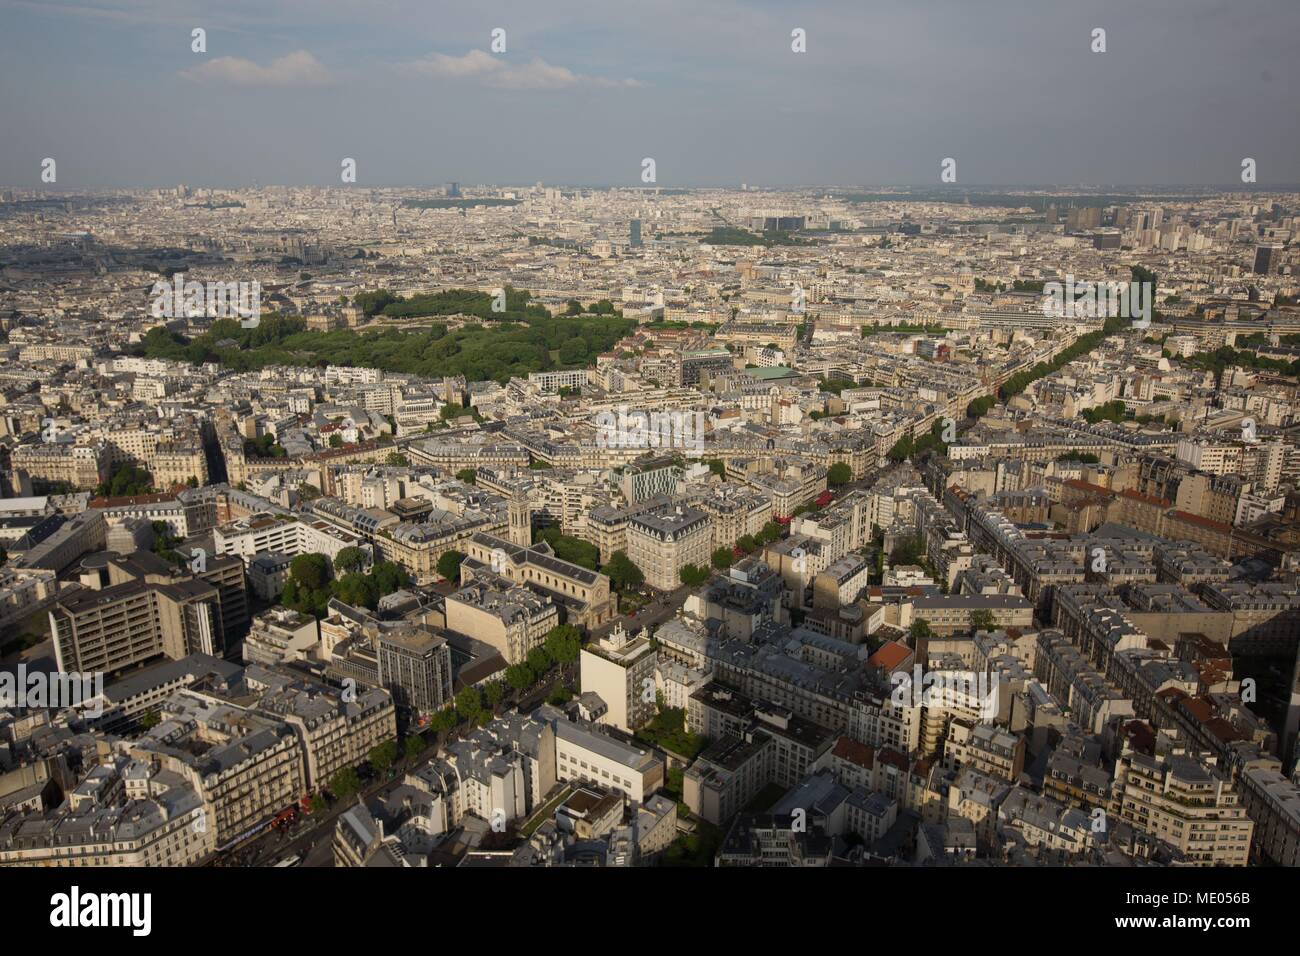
(508, 489), (532, 547)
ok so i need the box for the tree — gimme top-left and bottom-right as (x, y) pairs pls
(604, 550), (644, 592)
(369, 739), (399, 773)
(909, 618), (934, 643)
(827, 462), (852, 486)
(290, 553), (330, 591)
(534, 527), (599, 570)
(679, 564), (710, 586)
(455, 686), (484, 724)
(436, 550), (466, 582)
(370, 560), (411, 595)
(329, 767), (361, 800)
(737, 534), (757, 554)
(96, 463), (154, 497)
(558, 336), (588, 365)
(757, 521), (783, 545)
(334, 546), (369, 574)
(430, 708), (458, 734)
(970, 608), (996, 632)
(711, 547), (734, 571)
(526, 646), (554, 677)
(505, 663), (535, 692)
(386, 452), (409, 466)
(484, 681), (505, 708)
(456, 468), (477, 484)
(333, 572), (378, 610)
(403, 736), (424, 760)
(890, 535), (925, 567)
(887, 435), (914, 463)
(328, 434), (343, 448)
(544, 625), (582, 665)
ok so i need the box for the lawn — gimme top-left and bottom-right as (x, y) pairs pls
(635, 708), (706, 761)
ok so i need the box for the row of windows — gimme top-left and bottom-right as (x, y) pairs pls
(559, 751), (634, 792)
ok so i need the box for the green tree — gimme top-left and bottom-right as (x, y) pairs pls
(711, 547), (734, 571)
(604, 550), (644, 592)
(455, 468), (477, 484)
(386, 451), (409, 466)
(334, 546), (369, 574)
(436, 550), (466, 582)
(403, 736), (425, 760)
(543, 624), (582, 665)
(679, 564), (710, 586)
(369, 560), (411, 595)
(484, 681), (506, 708)
(534, 527), (599, 570)
(827, 462), (852, 486)
(369, 739), (399, 773)
(505, 663), (535, 692)
(890, 535), (925, 567)
(96, 463), (154, 497)
(290, 553), (331, 591)
(558, 336), (588, 365)
(970, 608), (996, 632)
(328, 434), (343, 448)
(430, 708), (458, 734)
(526, 646), (554, 676)
(332, 572), (378, 609)
(329, 767), (361, 800)
(455, 686), (484, 724)
(909, 618), (934, 643)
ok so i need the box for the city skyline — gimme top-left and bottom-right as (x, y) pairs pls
(2, 0), (1298, 188)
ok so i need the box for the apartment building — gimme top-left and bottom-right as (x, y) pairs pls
(12, 442), (109, 490)
(580, 622), (658, 732)
(0, 761), (216, 867)
(551, 715), (664, 803)
(1237, 764), (1300, 867)
(625, 503), (712, 590)
(214, 512), (369, 568)
(130, 690), (306, 846)
(444, 580), (558, 665)
(242, 607), (319, 666)
(1111, 751), (1254, 866)
(252, 673), (397, 792)
(1033, 630), (1135, 734)
(376, 624), (454, 715)
(942, 719), (1026, 783)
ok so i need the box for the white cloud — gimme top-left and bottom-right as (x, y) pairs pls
(403, 50), (640, 91)
(181, 50), (332, 88)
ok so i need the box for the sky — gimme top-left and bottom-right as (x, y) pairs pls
(1, 0), (1297, 189)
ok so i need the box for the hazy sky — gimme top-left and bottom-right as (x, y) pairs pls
(2, 0), (1297, 188)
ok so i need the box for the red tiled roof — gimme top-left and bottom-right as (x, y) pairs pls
(831, 736), (876, 770)
(868, 641), (912, 671)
